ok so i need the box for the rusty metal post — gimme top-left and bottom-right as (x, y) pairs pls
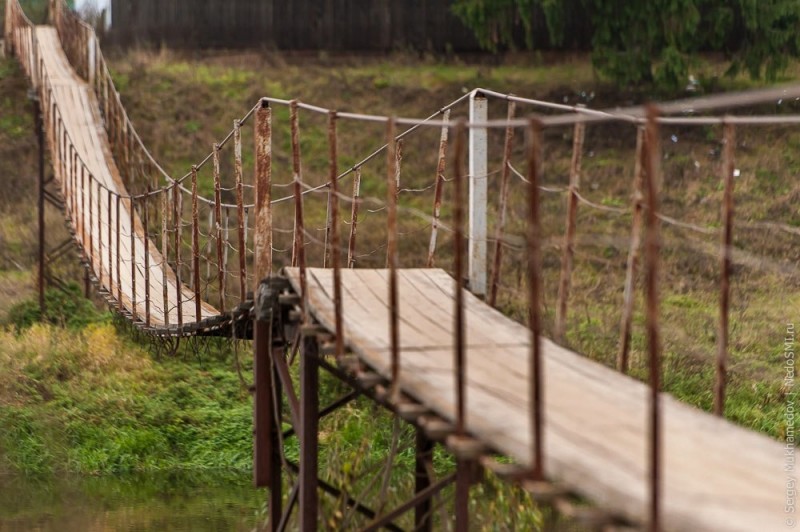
(555, 119), (586, 342)
(174, 182), (183, 328)
(213, 143), (226, 311)
(328, 111), (344, 359)
(191, 165), (201, 321)
(290, 101), (307, 309)
(642, 106), (663, 532)
(88, 172), (94, 272)
(116, 194), (121, 311)
(415, 429), (434, 532)
(234, 119), (247, 300)
(347, 167), (361, 268)
(715, 121), (735, 417)
(255, 101), (273, 284)
(386, 118), (400, 398)
(96, 181), (102, 284)
(290, 101), (303, 269)
(618, 127), (646, 373)
(427, 109), (450, 268)
(144, 186), (151, 327)
(452, 119), (470, 532)
(526, 118), (545, 481)
(34, 97), (45, 314)
(162, 190), (170, 326)
(300, 332), (320, 531)
(130, 195), (137, 320)
(488, 102), (515, 306)
(107, 189), (112, 294)
(253, 100), (281, 532)
(386, 139), (403, 268)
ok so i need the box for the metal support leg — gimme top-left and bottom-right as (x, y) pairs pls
(300, 332), (320, 531)
(415, 428), (434, 532)
(254, 319), (281, 530)
(34, 97), (45, 314)
(455, 459), (471, 531)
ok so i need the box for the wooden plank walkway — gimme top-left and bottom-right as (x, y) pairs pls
(286, 267), (792, 531)
(37, 26), (217, 325)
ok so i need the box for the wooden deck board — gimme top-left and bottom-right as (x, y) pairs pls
(36, 26), (217, 326)
(286, 266), (792, 531)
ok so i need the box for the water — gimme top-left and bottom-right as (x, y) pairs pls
(0, 471), (265, 531)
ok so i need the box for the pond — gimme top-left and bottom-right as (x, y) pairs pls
(0, 471), (266, 531)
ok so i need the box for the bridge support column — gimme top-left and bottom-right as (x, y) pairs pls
(32, 95), (46, 315)
(414, 429), (434, 532)
(468, 91), (488, 297)
(299, 330), (320, 531)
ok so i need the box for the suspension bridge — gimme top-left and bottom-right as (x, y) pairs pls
(4, 1), (797, 530)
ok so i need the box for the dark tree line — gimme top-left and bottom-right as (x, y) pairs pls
(452, 0), (800, 88)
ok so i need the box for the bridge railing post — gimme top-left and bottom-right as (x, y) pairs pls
(488, 101), (516, 307)
(468, 90), (488, 297)
(426, 109), (450, 268)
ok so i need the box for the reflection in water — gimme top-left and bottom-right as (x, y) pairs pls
(0, 471), (265, 531)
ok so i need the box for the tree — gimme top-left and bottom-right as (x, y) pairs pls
(452, 0), (800, 89)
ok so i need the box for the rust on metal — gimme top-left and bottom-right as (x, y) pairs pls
(526, 118), (545, 481)
(299, 333), (320, 530)
(234, 119), (247, 300)
(255, 101), (273, 287)
(88, 168), (93, 269)
(130, 194), (137, 320)
(174, 180), (183, 328)
(488, 102), (515, 306)
(555, 118), (586, 341)
(328, 110), (344, 359)
(144, 185), (151, 327)
(191, 165), (201, 321)
(213, 142), (225, 311)
(96, 181), (102, 283)
(347, 167), (361, 268)
(642, 105), (663, 532)
(715, 121), (735, 417)
(386, 138), (403, 268)
(107, 188), (112, 294)
(452, 118), (467, 436)
(116, 193), (121, 311)
(290, 100), (307, 314)
(162, 189), (170, 326)
(618, 127), (646, 373)
(386, 117), (400, 398)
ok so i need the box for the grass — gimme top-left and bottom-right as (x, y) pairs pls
(1, 42), (799, 528)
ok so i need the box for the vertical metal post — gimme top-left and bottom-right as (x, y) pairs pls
(255, 101), (273, 283)
(468, 91), (488, 296)
(386, 118), (400, 398)
(427, 109), (450, 268)
(452, 119), (470, 532)
(618, 127), (646, 373)
(488, 102), (516, 306)
(290, 101), (307, 308)
(642, 106), (662, 532)
(715, 121), (735, 417)
(116, 194), (121, 311)
(130, 195), (137, 320)
(35, 97), (46, 314)
(555, 119), (586, 342)
(234, 119), (247, 300)
(328, 111), (343, 359)
(254, 100), (281, 531)
(526, 119), (545, 481)
(414, 429), (434, 532)
(174, 183), (183, 328)
(144, 187), (151, 327)
(162, 191), (170, 326)
(300, 333), (320, 531)
(347, 167), (361, 268)
(107, 189), (112, 295)
(191, 165), (201, 321)
(213, 143), (226, 311)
